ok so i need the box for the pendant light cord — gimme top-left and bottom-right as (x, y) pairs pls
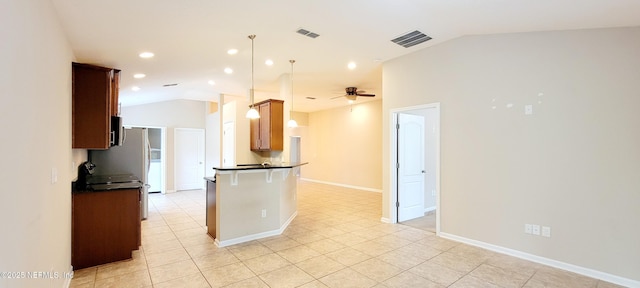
(290, 60), (295, 111)
(249, 35), (256, 107)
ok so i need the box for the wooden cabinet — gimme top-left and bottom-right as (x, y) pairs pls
(250, 99), (283, 151)
(72, 189), (141, 270)
(206, 178), (216, 238)
(72, 62), (121, 149)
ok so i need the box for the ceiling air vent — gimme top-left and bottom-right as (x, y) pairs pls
(163, 83), (178, 87)
(296, 28), (320, 39)
(391, 30), (432, 48)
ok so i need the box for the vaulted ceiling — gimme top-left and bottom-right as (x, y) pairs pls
(51, 0), (640, 112)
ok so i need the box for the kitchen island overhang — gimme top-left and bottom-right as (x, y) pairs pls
(206, 162), (307, 247)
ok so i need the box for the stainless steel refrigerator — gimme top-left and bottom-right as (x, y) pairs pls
(89, 127), (150, 219)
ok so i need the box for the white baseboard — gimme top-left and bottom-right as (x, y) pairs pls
(424, 206), (436, 213)
(439, 232), (640, 288)
(299, 178), (382, 193)
(63, 265), (73, 288)
(215, 212), (298, 248)
(380, 217), (392, 223)
(165, 190), (176, 194)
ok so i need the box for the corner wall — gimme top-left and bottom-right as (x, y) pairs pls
(382, 27), (640, 282)
(0, 0), (75, 286)
(304, 100), (383, 191)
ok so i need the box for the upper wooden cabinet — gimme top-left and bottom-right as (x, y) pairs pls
(72, 62), (121, 149)
(250, 99), (283, 151)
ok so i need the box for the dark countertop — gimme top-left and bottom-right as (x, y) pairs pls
(73, 174), (142, 193)
(212, 162), (308, 172)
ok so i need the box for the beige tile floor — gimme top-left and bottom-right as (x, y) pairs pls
(400, 210), (436, 233)
(70, 181), (623, 288)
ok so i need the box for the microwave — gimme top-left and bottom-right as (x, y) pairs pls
(110, 116), (124, 146)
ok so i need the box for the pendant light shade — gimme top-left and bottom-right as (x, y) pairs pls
(287, 59), (298, 128)
(246, 110), (260, 119)
(246, 35), (260, 119)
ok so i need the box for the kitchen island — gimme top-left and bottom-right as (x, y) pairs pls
(206, 162), (307, 247)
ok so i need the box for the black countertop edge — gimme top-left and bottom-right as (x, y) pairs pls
(71, 182), (142, 194)
(212, 162), (308, 171)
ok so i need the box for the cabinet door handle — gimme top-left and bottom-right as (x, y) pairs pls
(110, 131), (115, 145)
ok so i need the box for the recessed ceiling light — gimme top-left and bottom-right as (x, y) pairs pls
(224, 68), (233, 74)
(131, 86), (140, 91)
(265, 59), (274, 66)
(348, 62), (356, 70)
(139, 52), (154, 58)
(208, 80), (216, 86)
(227, 49), (238, 55)
(133, 73), (146, 79)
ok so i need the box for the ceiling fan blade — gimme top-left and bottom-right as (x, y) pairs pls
(356, 93), (375, 97)
(330, 94), (346, 99)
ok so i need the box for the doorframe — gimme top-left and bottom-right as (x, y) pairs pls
(389, 103), (441, 234)
(126, 125), (167, 194)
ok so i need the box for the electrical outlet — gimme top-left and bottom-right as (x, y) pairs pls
(532, 224), (541, 235)
(261, 209), (266, 218)
(525, 105), (533, 115)
(542, 226), (551, 237)
(525, 224), (532, 234)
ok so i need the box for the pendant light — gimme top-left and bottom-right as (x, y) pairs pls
(245, 35), (260, 119)
(287, 60), (298, 128)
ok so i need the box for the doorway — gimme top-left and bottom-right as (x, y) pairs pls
(147, 127), (165, 193)
(175, 128), (205, 191)
(390, 103), (440, 233)
(127, 125), (167, 194)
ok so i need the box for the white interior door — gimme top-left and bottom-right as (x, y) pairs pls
(175, 128), (205, 191)
(398, 113), (425, 222)
(223, 122), (235, 166)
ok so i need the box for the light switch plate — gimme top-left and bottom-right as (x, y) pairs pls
(532, 224), (541, 235)
(51, 167), (58, 184)
(525, 224), (532, 234)
(542, 226), (551, 237)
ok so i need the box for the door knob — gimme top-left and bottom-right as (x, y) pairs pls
(422, 170), (426, 173)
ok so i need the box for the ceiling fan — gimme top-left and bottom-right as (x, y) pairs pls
(331, 87), (376, 101)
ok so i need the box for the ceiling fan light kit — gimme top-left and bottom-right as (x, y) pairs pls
(245, 34), (260, 119)
(331, 87), (376, 102)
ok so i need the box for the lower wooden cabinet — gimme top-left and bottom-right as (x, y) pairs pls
(72, 189), (141, 270)
(206, 178), (216, 239)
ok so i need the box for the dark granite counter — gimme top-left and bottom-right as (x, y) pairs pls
(73, 174), (142, 193)
(212, 162), (308, 172)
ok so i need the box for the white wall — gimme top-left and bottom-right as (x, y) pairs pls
(304, 100), (383, 191)
(382, 27), (640, 282)
(0, 0), (75, 287)
(121, 99), (207, 192)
